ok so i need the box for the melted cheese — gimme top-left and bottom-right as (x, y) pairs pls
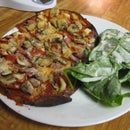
(37, 67), (53, 81)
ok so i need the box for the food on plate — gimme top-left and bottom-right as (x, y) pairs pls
(66, 29), (130, 106)
(0, 8), (97, 106)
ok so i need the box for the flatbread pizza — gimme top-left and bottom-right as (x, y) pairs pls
(0, 8), (97, 106)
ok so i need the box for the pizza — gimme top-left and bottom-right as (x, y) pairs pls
(0, 8), (97, 106)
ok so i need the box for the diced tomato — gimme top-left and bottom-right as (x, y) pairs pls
(0, 49), (7, 55)
(70, 46), (77, 52)
(82, 19), (91, 27)
(31, 48), (45, 56)
(44, 10), (50, 18)
(64, 33), (74, 46)
(17, 34), (24, 40)
(70, 54), (79, 62)
(5, 54), (16, 63)
(64, 36), (71, 44)
(53, 73), (61, 86)
(43, 80), (54, 96)
(27, 17), (36, 24)
(68, 34), (74, 41)
(69, 17), (74, 24)
(27, 20), (35, 24)
(51, 44), (62, 54)
(17, 24), (27, 32)
(0, 39), (8, 44)
(16, 34), (25, 45)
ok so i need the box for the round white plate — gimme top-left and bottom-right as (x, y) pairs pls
(0, 15), (130, 127)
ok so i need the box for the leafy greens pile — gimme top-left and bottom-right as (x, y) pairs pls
(65, 29), (130, 107)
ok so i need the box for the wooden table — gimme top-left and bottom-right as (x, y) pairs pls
(0, 0), (130, 130)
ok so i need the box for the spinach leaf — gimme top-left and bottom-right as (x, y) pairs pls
(67, 59), (122, 106)
(83, 75), (123, 106)
(89, 29), (122, 61)
(69, 56), (119, 82)
(120, 32), (130, 53)
(84, 48), (91, 58)
(89, 29), (130, 68)
(120, 70), (130, 83)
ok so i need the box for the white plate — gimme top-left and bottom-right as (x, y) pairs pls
(0, 0), (57, 12)
(0, 15), (130, 127)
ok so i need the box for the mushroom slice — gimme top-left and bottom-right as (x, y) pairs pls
(50, 8), (60, 17)
(1, 69), (12, 76)
(22, 40), (32, 49)
(13, 73), (26, 81)
(50, 33), (63, 43)
(0, 75), (16, 85)
(67, 21), (82, 33)
(0, 58), (13, 75)
(29, 78), (41, 87)
(25, 67), (38, 77)
(16, 54), (31, 67)
(21, 81), (34, 94)
(57, 18), (69, 30)
(59, 77), (67, 92)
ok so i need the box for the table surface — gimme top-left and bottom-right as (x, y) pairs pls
(0, 0), (130, 130)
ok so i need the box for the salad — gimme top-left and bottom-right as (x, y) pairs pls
(65, 29), (130, 107)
